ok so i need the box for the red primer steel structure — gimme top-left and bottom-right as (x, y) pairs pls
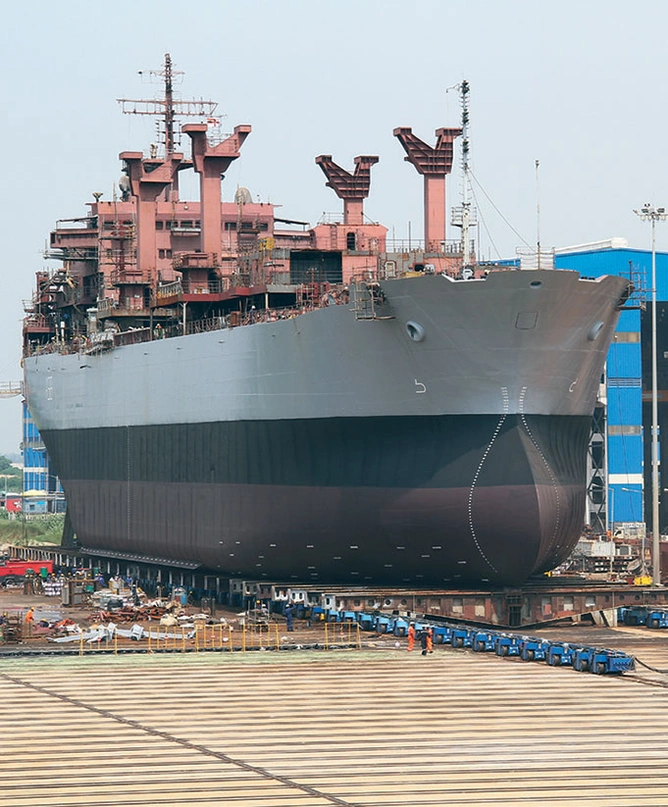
(183, 124), (251, 265)
(315, 155), (379, 226)
(120, 151), (184, 277)
(258, 581), (668, 628)
(393, 126), (462, 252)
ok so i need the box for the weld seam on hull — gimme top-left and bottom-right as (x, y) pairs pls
(467, 387), (509, 574)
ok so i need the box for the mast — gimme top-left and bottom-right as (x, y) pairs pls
(164, 53), (175, 155)
(117, 53), (218, 157)
(460, 80), (472, 267)
(450, 80), (477, 270)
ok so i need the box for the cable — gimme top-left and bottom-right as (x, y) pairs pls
(469, 185), (501, 260)
(632, 656), (668, 674)
(469, 169), (532, 248)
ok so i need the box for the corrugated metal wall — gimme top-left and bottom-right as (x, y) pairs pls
(617, 308), (641, 331)
(608, 343), (642, 379)
(555, 247), (668, 294)
(607, 386), (642, 425)
(22, 400), (63, 500)
(610, 483), (644, 523)
(608, 434), (644, 474)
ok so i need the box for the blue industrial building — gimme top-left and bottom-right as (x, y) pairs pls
(555, 241), (668, 538)
(21, 401), (65, 514)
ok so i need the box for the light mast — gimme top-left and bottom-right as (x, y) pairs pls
(450, 80), (477, 271)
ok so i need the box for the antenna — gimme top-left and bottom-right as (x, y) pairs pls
(449, 80), (477, 269)
(117, 53), (218, 155)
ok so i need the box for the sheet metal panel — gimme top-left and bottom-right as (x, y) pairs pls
(611, 483), (644, 522)
(616, 307), (641, 331)
(41, 413), (593, 587)
(25, 272), (631, 431)
(607, 386), (642, 425)
(608, 433), (644, 474)
(607, 342), (642, 379)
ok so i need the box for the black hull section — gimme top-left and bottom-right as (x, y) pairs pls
(42, 415), (591, 586)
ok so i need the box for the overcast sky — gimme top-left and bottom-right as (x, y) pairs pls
(1, 0), (668, 454)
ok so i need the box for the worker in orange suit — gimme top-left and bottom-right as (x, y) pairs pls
(426, 626), (434, 654)
(407, 622), (416, 652)
(420, 626), (434, 656)
(25, 606), (35, 637)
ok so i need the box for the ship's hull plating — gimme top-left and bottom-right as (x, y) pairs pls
(42, 413), (589, 586)
(24, 271), (631, 585)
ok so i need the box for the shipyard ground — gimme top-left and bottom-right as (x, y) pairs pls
(3, 590), (668, 805)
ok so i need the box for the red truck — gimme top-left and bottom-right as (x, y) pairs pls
(0, 558), (53, 587)
(3, 495), (22, 514)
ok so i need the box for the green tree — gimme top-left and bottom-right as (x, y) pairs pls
(0, 455), (22, 493)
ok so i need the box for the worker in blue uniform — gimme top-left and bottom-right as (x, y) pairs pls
(285, 603), (294, 632)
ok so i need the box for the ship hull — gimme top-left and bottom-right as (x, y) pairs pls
(41, 412), (589, 586)
(24, 271), (631, 586)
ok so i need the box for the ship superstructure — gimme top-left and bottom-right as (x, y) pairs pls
(22, 57), (633, 586)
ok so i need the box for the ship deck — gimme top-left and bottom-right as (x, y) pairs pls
(2, 625), (668, 806)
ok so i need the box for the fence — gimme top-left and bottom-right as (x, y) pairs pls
(53, 618), (364, 656)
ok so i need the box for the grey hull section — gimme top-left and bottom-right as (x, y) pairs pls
(24, 270), (631, 586)
(24, 271), (630, 430)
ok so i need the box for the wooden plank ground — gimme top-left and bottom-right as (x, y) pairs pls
(1, 640), (668, 807)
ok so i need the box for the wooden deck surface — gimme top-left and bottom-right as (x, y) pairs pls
(2, 636), (668, 806)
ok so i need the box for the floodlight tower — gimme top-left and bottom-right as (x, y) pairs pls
(633, 203), (667, 586)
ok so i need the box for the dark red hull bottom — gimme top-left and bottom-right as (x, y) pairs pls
(60, 480), (585, 586)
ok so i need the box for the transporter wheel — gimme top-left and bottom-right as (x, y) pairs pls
(474, 640), (485, 652)
(452, 636), (463, 648)
(547, 654), (559, 667)
(595, 662), (606, 675)
(1, 576), (17, 588)
(524, 649), (535, 661)
(650, 618), (660, 629)
(500, 645), (509, 657)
